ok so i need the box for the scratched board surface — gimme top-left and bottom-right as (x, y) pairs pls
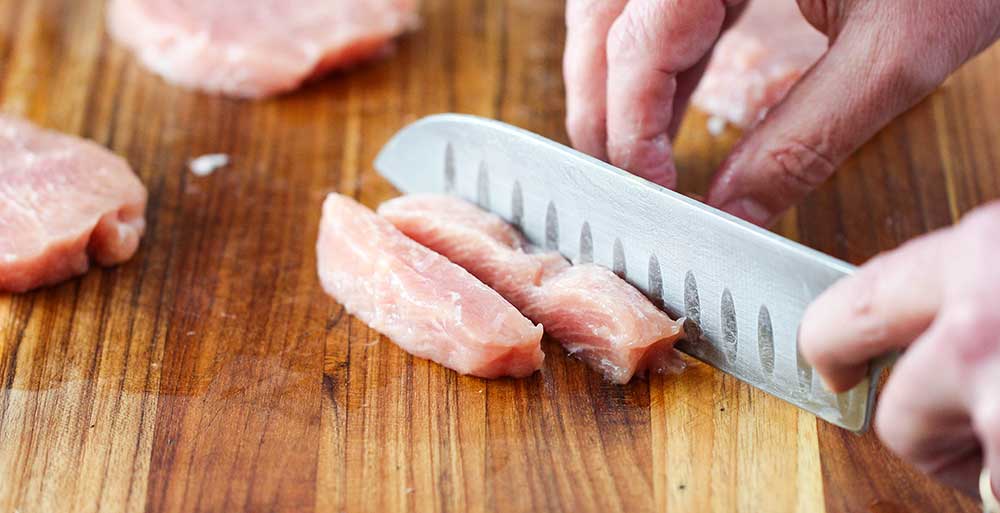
(1, 1), (997, 512)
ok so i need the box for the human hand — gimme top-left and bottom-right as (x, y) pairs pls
(563, 0), (1000, 225)
(799, 201), (1000, 497)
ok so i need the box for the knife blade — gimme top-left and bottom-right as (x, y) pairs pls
(374, 113), (889, 432)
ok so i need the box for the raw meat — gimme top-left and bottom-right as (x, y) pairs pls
(691, 0), (827, 128)
(0, 115), (147, 293)
(378, 194), (569, 308)
(378, 195), (685, 384)
(108, 0), (419, 99)
(316, 193), (544, 379)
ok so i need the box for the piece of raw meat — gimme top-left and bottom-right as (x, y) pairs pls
(0, 115), (147, 293)
(691, 0), (827, 129)
(378, 195), (685, 384)
(108, 0), (419, 99)
(378, 194), (569, 308)
(316, 193), (544, 379)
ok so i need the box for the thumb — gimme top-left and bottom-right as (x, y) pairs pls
(706, 12), (952, 226)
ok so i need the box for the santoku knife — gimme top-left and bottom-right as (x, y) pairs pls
(375, 113), (890, 432)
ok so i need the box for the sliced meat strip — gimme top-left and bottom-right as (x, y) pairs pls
(316, 193), (544, 379)
(379, 194), (685, 384)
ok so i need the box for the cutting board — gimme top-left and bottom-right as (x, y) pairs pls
(1, 1), (998, 512)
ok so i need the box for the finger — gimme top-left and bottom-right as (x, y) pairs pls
(875, 314), (982, 496)
(706, 6), (956, 226)
(799, 226), (954, 392)
(563, 0), (628, 160)
(604, 0), (731, 187)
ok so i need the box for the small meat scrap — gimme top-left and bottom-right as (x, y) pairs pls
(316, 193), (544, 379)
(379, 195), (685, 384)
(188, 153), (229, 176)
(691, 0), (827, 128)
(108, 0), (420, 98)
(0, 115), (147, 293)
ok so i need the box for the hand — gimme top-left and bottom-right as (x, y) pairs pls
(563, 0), (1000, 225)
(799, 201), (1000, 497)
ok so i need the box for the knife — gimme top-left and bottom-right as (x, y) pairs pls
(374, 113), (890, 432)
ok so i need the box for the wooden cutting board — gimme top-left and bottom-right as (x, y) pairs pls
(1, 1), (997, 512)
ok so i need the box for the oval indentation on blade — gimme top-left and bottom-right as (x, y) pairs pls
(796, 339), (813, 393)
(545, 202), (559, 250)
(757, 305), (775, 376)
(476, 161), (490, 209)
(511, 181), (524, 227)
(578, 222), (593, 264)
(721, 289), (738, 363)
(684, 271), (700, 323)
(444, 143), (456, 193)
(678, 271), (704, 348)
(647, 255), (663, 307)
(612, 238), (626, 278)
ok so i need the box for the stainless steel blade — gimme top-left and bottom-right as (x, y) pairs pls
(374, 113), (889, 432)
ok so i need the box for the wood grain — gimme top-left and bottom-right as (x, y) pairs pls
(1, 1), (997, 512)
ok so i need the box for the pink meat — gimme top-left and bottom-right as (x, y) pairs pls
(378, 195), (685, 384)
(0, 115), (147, 293)
(107, 0), (419, 99)
(316, 193), (544, 379)
(691, 0), (827, 128)
(378, 195), (569, 308)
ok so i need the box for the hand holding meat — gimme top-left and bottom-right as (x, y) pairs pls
(563, 0), (1000, 225)
(799, 201), (1000, 498)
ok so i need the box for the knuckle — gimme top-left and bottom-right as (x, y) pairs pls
(843, 257), (893, 341)
(762, 136), (837, 193)
(606, 11), (653, 62)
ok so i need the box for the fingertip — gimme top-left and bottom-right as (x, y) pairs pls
(798, 283), (870, 393)
(565, 112), (608, 161)
(822, 366), (869, 394)
(716, 197), (774, 226)
(800, 336), (868, 394)
(607, 132), (677, 188)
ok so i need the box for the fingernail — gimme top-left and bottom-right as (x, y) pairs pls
(718, 198), (772, 226)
